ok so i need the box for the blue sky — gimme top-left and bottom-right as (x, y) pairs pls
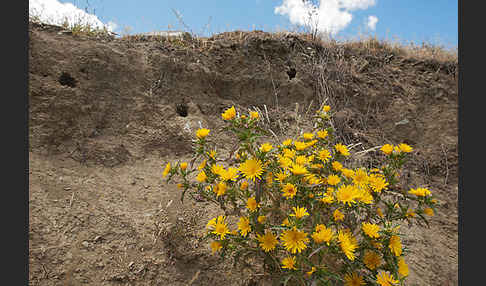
(29, 0), (458, 50)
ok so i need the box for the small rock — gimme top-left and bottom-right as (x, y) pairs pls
(81, 241), (90, 248)
(128, 261), (135, 269)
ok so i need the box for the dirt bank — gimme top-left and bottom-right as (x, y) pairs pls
(28, 21), (457, 285)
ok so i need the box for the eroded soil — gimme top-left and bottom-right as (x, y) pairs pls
(29, 22), (458, 285)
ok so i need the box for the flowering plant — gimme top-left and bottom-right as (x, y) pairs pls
(163, 105), (437, 286)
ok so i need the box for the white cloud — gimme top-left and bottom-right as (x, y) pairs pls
(367, 15), (378, 30)
(29, 0), (116, 32)
(339, 0), (376, 10)
(275, 0), (377, 36)
(106, 21), (118, 32)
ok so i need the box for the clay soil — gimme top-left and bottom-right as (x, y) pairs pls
(28, 22), (458, 285)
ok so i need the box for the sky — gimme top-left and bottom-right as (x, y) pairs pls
(29, 0), (458, 50)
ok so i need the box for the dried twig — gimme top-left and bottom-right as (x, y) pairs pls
(187, 270), (201, 285)
(69, 192), (75, 207)
(355, 145), (381, 156)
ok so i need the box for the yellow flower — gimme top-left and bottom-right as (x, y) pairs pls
(239, 158), (264, 181)
(256, 231), (278, 252)
(356, 188), (374, 204)
(409, 187), (432, 197)
(281, 218), (291, 227)
(295, 155), (308, 165)
(380, 144), (394, 155)
(196, 170), (207, 182)
(210, 241), (222, 254)
(206, 217), (217, 229)
(197, 159), (207, 170)
(363, 250), (382, 270)
(290, 206), (309, 219)
(341, 168), (355, 178)
(322, 105), (331, 112)
(362, 222), (381, 238)
(214, 181), (227, 197)
(259, 142), (273, 153)
(237, 217), (251, 237)
(257, 215), (266, 224)
(280, 227), (309, 254)
(398, 256), (409, 277)
(327, 174), (341, 186)
(282, 138), (293, 146)
(338, 230), (358, 261)
(332, 161), (343, 171)
(207, 150), (217, 160)
(306, 139), (318, 148)
(221, 106), (236, 120)
(389, 235), (402, 256)
(344, 272), (365, 286)
(372, 241), (383, 250)
(314, 224), (326, 232)
(302, 132), (314, 140)
(352, 168), (368, 187)
(306, 266), (316, 276)
(278, 155), (293, 169)
(210, 216), (230, 240)
(281, 183), (297, 199)
(336, 184), (358, 206)
(220, 167), (239, 181)
(311, 227), (334, 245)
(424, 207), (434, 216)
(162, 162), (171, 178)
(406, 209), (416, 218)
(321, 195), (334, 204)
(376, 271), (399, 286)
(211, 163), (224, 175)
(196, 128), (210, 139)
(246, 197), (259, 212)
(179, 162), (188, 171)
(369, 174), (389, 193)
(250, 111), (259, 119)
(318, 149), (331, 162)
(393, 146), (401, 153)
(335, 143), (350, 156)
(398, 143), (413, 153)
(282, 148), (296, 158)
(376, 207), (384, 218)
(240, 180), (248, 190)
(293, 141), (308, 151)
(333, 209), (344, 221)
(281, 256), (297, 270)
(317, 130), (328, 139)
(290, 163), (308, 175)
(275, 170), (289, 182)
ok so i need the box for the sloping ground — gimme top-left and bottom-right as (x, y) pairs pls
(28, 21), (458, 285)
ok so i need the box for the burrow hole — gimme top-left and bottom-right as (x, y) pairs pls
(176, 103), (188, 117)
(59, 72), (77, 88)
